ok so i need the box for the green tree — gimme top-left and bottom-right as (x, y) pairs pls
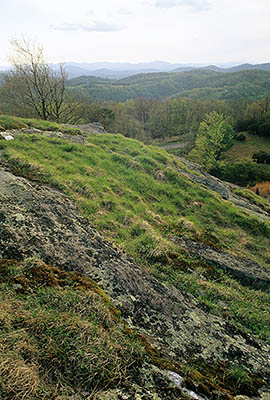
(190, 111), (234, 171)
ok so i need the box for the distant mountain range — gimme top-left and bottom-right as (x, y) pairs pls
(1, 61), (270, 80)
(52, 61), (191, 79)
(59, 61), (270, 79)
(172, 63), (270, 74)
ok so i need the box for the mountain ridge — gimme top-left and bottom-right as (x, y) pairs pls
(1, 61), (270, 80)
(63, 61), (270, 79)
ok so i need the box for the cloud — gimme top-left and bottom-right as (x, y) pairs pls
(155, 0), (210, 11)
(53, 21), (124, 32)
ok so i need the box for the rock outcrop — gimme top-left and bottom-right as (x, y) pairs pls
(4, 122), (107, 145)
(64, 122), (107, 134)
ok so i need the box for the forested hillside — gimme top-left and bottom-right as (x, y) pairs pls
(66, 69), (270, 102)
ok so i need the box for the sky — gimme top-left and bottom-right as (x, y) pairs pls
(0, 0), (269, 66)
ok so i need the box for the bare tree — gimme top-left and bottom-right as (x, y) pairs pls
(0, 38), (66, 121)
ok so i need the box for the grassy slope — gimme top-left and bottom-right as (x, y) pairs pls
(1, 129), (270, 347)
(2, 133), (270, 265)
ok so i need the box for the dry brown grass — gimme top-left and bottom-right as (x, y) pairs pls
(249, 181), (270, 198)
(0, 358), (39, 399)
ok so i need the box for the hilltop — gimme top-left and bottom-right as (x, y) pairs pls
(0, 118), (270, 399)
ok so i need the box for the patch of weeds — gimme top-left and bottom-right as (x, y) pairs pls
(183, 359), (264, 398)
(130, 223), (147, 237)
(196, 226), (224, 249)
(225, 365), (253, 392)
(23, 118), (81, 135)
(131, 232), (172, 263)
(60, 143), (81, 152)
(136, 155), (159, 173)
(231, 213), (270, 236)
(3, 156), (51, 183)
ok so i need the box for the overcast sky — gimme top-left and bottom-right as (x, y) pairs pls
(0, 0), (269, 66)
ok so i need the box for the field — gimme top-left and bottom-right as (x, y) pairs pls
(225, 132), (270, 162)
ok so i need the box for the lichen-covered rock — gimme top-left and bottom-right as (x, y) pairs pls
(63, 122), (107, 134)
(172, 236), (270, 289)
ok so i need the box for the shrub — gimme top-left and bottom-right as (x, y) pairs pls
(252, 151), (270, 164)
(236, 118), (256, 132)
(235, 133), (246, 141)
(213, 162), (270, 186)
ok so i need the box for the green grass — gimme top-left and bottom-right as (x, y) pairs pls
(0, 115), (81, 135)
(0, 258), (145, 399)
(1, 131), (270, 344)
(225, 132), (270, 162)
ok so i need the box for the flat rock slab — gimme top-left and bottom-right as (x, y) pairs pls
(0, 167), (270, 383)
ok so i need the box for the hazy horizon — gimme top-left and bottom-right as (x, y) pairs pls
(0, 60), (258, 70)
